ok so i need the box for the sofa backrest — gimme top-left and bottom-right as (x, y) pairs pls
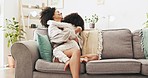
(102, 29), (133, 59)
(132, 30), (145, 59)
(33, 28), (48, 40)
(34, 28), (135, 59)
(34, 28), (48, 35)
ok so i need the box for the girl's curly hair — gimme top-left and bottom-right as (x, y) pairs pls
(62, 13), (84, 30)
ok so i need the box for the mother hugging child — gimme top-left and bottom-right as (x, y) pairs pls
(40, 7), (99, 78)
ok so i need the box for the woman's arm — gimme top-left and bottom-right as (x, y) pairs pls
(47, 20), (74, 29)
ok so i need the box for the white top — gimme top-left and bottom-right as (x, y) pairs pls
(47, 20), (77, 44)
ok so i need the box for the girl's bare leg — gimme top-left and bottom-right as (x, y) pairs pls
(64, 48), (80, 78)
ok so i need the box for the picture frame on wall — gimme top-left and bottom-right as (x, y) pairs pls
(48, 0), (64, 9)
(97, 0), (105, 5)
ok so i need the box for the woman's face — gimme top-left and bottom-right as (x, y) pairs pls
(53, 10), (63, 21)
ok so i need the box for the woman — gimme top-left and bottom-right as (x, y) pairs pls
(40, 7), (99, 78)
(40, 7), (81, 78)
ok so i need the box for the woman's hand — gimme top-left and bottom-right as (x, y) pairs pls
(64, 60), (70, 71)
(74, 37), (79, 42)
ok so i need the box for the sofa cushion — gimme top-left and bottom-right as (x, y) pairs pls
(35, 59), (85, 74)
(102, 29), (133, 59)
(137, 59), (148, 76)
(86, 59), (141, 74)
(132, 30), (145, 59)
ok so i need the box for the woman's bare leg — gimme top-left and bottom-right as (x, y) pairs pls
(69, 49), (80, 78)
(64, 48), (80, 78)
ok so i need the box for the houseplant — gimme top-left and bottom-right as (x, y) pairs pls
(85, 14), (99, 28)
(144, 13), (148, 28)
(0, 17), (25, 68)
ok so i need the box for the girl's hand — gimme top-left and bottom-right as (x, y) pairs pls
(75, 26), (82, 34)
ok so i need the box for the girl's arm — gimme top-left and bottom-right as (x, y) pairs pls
(75, 26), (82, 34)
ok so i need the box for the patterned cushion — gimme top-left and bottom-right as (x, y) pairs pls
(81, 29), (103, 59)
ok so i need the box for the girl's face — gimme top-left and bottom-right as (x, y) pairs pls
(53, 10), (63, 21)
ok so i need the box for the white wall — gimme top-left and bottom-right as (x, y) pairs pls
(3, 0), (147, 31)
(3, 0), (18, 66)
(60, 0), (148, 31)
(0, 20), (4, 68)
(0, 0), (4, 68)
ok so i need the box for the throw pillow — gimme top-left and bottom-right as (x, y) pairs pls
(36, 33), (52, 62)
(81, 29), (103, 59)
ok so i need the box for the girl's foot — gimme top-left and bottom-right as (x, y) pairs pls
(80, 57), (88, 63)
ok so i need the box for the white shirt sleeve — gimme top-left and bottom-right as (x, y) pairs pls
(47, 20), (77, 43)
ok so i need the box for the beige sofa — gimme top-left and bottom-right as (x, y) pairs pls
(11, 28), (148, 78)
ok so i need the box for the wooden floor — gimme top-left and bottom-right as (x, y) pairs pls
(0, 68), (15, 78)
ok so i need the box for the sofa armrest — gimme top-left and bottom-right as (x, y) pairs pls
(11, 40), (39, 78)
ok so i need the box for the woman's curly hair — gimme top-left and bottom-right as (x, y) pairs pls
(40, 7), (56, 27)
(62, 13), (84, 31)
